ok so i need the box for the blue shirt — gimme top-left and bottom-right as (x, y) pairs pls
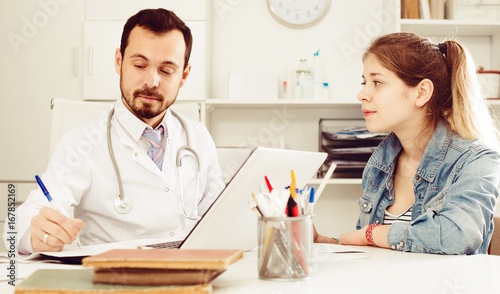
(357, 120), (500, 254)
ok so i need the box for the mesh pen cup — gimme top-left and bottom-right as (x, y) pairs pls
(257, 215), (313, 280)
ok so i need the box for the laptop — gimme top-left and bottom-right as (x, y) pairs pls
(147, 146), (327, 251)
(36, 147), (327, 262)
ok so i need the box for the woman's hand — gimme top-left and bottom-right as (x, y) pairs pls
(339, 227), (368, 246)
(339, 225), (390, 248)
(313, 224), (338, 244)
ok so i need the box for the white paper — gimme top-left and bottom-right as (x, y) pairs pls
(19, 238), (176, 261)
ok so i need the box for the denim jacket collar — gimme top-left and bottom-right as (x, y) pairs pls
(367, 120), (451, 184)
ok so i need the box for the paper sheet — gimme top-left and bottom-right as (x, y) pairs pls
(312, 243), (368, 263)
(18, 238), (177, 261)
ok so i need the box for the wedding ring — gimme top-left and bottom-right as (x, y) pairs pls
(43, 233), (50, 244)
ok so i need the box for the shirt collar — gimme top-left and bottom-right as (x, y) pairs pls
(114, 98), (170, 142)
(367, 120), (451, 183)
(416, 120), (451, 182)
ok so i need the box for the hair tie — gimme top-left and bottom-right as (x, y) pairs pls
(437, 43), (447, 55)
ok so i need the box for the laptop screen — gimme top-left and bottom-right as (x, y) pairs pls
(180, 147), (327, 251)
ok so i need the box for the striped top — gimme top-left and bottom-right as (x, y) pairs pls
(383, 206), (412, 225)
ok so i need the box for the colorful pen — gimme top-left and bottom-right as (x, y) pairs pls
(264, 175), (273, 193)
(307, 187), (315, 216)
(286, 195), (299, 217)
(35, 175), (82, 249)
(291, 170), (297, 190)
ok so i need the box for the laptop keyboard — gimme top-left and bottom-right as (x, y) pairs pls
(145, 240), (183, 249)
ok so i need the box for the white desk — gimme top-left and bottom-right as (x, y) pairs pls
(2, 245), (500, 294)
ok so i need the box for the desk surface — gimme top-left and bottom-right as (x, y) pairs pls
(2, 244), (500, 294)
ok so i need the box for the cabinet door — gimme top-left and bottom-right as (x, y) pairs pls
(85, 0), (206, 21)
(0, 0), (85, 181)
(83, 21), (206, 101)
(83, 21), (124, 101)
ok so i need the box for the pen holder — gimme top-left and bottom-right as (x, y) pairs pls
(257, 215), (313, 280)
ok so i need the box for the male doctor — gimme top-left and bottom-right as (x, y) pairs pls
(7, 8), (224, 254)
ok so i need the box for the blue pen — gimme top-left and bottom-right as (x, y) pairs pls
(307, 187), (315, 216)
(35, 175), (82, 249)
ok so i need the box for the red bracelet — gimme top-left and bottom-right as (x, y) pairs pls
(365, 224), (381, 246)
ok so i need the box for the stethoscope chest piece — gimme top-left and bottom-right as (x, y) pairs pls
(114, 195), (133, 214)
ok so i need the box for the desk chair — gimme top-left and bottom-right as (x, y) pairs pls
(49, 98), (201, 157)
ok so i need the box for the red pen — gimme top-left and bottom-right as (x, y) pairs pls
(264, 175), (273, 193)
(286, 195), (299, 217)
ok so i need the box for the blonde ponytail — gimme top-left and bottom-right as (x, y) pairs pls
(442, 40), (500, 150)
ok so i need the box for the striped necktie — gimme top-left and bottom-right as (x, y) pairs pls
(143, 126), (164, 170)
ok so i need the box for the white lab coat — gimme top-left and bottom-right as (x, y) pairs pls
(10, 101), (224, 254)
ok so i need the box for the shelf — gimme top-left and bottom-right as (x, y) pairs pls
(487, 100), (500, 106)
(400, 19), (500, 36)
(307, 178), (362, 185)
(205, 99), (360, 109)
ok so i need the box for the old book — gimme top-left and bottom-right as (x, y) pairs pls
(82, 249), (243, 270)
(409, 0), (420, 19)
(14, 269), (213, 294)
(401, 0), (409, 18)
(419, 0), (431, 19)
(81, 249), (243, 285)
(92, 268), (226, 286)
(429, 0), (445, 19)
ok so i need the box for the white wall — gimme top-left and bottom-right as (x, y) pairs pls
(210, 0), (396, 101)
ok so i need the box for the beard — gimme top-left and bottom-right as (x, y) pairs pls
(120, 78), (178, 120)
(128, 87), (166, 119)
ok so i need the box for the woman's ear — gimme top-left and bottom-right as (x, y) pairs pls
(415, 78), (434, 108)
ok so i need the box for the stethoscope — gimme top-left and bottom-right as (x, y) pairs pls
(106, 108), (202, 220)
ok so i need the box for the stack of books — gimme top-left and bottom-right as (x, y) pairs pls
(15, 248), (243, 294)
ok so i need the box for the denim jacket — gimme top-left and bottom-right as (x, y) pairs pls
(357, 120), (500, 254)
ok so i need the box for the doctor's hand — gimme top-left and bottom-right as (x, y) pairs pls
(30, 207), (84, 253)
(313, 224), (338, 244)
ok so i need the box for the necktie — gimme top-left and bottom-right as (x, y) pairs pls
(143, 126), (164, 170)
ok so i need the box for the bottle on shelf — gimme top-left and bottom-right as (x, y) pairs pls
(312, 50), (326, 99)
(295, 58), (313, 99)
(281, 67), (294, 99)
(322, 82), (330, 99)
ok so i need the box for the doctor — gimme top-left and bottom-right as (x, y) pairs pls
(8, 8), (225, 254)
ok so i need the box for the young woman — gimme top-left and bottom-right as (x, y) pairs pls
(315, 32), (500, 254)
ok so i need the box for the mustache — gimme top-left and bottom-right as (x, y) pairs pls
(133, 88), (164, 100)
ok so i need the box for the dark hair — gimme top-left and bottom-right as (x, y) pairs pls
(363, 32), (499, 147)
(120, 8), (192, 69)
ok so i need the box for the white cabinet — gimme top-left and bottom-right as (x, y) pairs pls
(83, 21), (124, 101)
(0, 0), (85, 182)
(85, 0), (207, 21)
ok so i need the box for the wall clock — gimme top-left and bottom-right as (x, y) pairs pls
(267, 0), (331, 29)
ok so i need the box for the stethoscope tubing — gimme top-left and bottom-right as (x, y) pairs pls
(107, 107), (201, 219)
